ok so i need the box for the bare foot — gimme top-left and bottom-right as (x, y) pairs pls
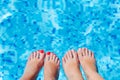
(20, 50), (45, 80)
(78, 48), (104, 80)
(44, 52), (60, 80)
(62, 50), (83, 80)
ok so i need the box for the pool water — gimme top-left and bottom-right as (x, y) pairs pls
(0, 0), (120, 80)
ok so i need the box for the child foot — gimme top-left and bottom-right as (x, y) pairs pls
(44, 52), (60, 80)
(20, 50), (45, 80)
(78, 48), (103, 80)
(62, 50), (83, 80)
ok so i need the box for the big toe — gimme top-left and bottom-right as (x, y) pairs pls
(71, 50), (78, 59)
(78, 48), (83, 59)
(82, 48), (94, 58)
(37, 50), (45, 60)
(45, 52), (51, 61)
(45, 52), (60, 66)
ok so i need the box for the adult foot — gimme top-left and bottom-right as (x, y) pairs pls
(62, 50), (83, 80)
(20, 50), (45, 80)
(78, 48), (103, 80)
(44, 52), (60, 80)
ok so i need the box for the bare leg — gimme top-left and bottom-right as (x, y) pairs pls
(78, 48), (104, 80)
(62, 50), (83, 80)
(20, 50), (45, 80)
(44, 52), (60, 80)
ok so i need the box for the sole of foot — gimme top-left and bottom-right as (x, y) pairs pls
(44, 52), (60, 80)
(62, 50), (83, 80)
(20, 50), (45, 80)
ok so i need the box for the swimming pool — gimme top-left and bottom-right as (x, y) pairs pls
(0, 0), (120, 80)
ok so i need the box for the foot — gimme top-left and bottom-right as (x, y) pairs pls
(44, 52), (60, 80)
(78, 48), (103, 80)
(62, 50), (83, 80)
(20, 50), (45, 80)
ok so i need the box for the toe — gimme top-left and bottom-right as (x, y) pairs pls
(36, 51), (40, 58)
(36, 51), (41, 59)
(78, 48), (82, 59)
(82, 48), (86, 56)
(88, 50), (92, 57)
(85, 48), (88, 56)
(50, 53), (54, 60)
(66, 51), (70, 59)
(68, 50), (72, 58)
(53, 54), (56, 61)
(71, 50), (77, 59)
(32, 52), (35, 59)
(46, 52), (51, 61)
(35, 51), (38, 58)
(62, 57), (66, 63)
(38, 50), (45, 60)
(57, 60), (60, 66)
(64, 54), (68, 62)
(39, 50), (44, 53)
(91, 51), (94, 58)
(55, 57), (59, 64)
(34, 52), (37, 58)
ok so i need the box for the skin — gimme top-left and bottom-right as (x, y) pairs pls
(62, 50), (83, 80)
(20, 50), (45, 80)
(20, 48), (104, 80)
(78, 48), (104, 80)
(44, 52), (60, 80)
(20, 51), (60, 80)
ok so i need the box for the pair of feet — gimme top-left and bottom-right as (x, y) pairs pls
(20, 48), (103, 80)
(63, 48), (103, 80)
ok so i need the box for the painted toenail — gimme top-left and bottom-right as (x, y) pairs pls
(39, 50), (44, 53)
(47, 52), (51, 55)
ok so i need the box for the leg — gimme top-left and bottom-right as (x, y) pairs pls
(44, 52), (60, 80)
(62, 50), (83, 80)
(78, 48), (104, 80)
(20, 50), (45, 80)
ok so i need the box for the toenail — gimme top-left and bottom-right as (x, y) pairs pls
(39, 50), (44, 53)
(47, 52), (51, 55)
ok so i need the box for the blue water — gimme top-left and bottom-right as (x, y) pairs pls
(0, 0), (120, 80)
